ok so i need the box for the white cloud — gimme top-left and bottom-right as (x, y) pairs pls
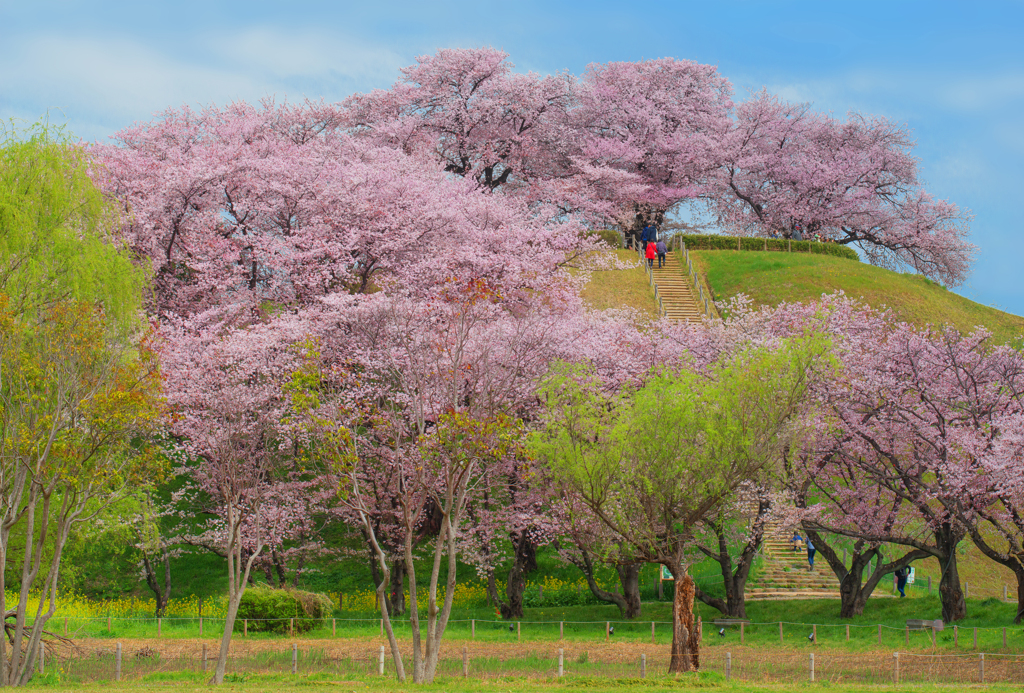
(0, 29), (407, 139)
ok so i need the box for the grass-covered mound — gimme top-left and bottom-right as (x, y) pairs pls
(691, 250), (1024, 344)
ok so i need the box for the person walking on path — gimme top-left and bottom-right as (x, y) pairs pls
(641, 224), (655, 251)
(645, 241), (657, 268)
(894, 566), (910, 598)
(655, 239), (667, 268)
(807, 538), (816, 570)
(791, 530), (804, 552)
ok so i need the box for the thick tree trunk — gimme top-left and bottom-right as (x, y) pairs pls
(498, 530), (537, 620)
(938, 551), (967, 622)
(934, 523), (967, 623)
(668, 572), (700, 673)
(616, 563), (642, 619)
(389, 559), (406, 616)
(1016, 569), (1024, 624)
(805, 529), (928, 618)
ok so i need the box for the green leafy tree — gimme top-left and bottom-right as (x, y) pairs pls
(0, 120), (159, 687)
(533, 334), (833, 673)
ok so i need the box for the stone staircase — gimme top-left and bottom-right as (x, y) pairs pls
(745, 525), (842, 601)
(645, 250), (705, 323)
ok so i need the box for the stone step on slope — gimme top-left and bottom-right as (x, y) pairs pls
(647, 254), (704, 323)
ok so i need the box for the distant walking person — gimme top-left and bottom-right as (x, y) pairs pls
(807, 538), (816, 570)
(895, 566), (910, 598)
(645, 240), (657, 268)
(641, 224), (655, 251)
(655, 239), (667, 268)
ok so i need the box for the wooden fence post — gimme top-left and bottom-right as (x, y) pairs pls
(651, 621), (655, 644)
(893, 653), (899, 684)
(740, 622), (745, 644)
(115, 643), (122, 681)
(558, 649), (564, 678)
(809, 653), (814, 682)
(640, 653), (646, 678)
(725, 652), (731, 681)
(332, 618), (336, 637)
(378, 645), (384, 676)
(462, 646), (468, 677)
(202, 643), (207, 672)
(293, 643), (298, 675)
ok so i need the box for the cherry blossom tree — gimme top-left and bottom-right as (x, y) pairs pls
(795, 320), (1024, 622)
(577, 58), (733, 231)
(713, 91), (974, 285)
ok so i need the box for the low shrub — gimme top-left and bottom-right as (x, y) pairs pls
(235, 587), (333, 633)
(677, 234), (859, 261)
(587, 229), (622, 248)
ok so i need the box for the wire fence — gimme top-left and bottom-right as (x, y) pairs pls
(34, 643), (1024, 685)
(33, 615), (1024, 650)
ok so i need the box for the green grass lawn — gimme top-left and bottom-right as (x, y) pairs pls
(690, 250), (1024, 344)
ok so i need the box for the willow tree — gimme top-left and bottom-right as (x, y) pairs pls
(533, 334), (831, 673)
(0, 120), (159, 686)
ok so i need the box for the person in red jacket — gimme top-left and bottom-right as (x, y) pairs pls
(645, 240), (657, 269)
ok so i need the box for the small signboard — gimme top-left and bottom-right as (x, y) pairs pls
(660, 565), (674, 581)
(907, 566), (916, 585)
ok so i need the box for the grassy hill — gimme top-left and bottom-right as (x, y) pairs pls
(690, 250), (1024, 344)
(579, 249), (659, 317)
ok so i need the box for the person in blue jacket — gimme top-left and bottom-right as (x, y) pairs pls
(640, 224), (655, 251)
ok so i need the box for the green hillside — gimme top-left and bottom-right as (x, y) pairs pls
(690, 250), (1024, 344)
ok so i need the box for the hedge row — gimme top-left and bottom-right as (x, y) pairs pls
(676, 234), (859, 262)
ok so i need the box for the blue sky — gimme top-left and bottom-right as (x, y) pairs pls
(4, 0), (1022, 314)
